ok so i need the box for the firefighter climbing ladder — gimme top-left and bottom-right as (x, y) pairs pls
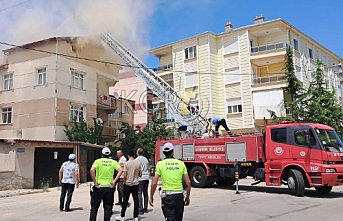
(101, 33), (207, 134)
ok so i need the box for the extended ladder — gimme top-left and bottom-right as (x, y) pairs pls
(101, 33), (207, 134)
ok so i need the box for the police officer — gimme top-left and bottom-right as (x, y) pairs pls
(149, 142), (191, 221)
(89, 147), (123, 221)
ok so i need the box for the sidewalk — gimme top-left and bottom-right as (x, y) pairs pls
(0, 182), (92, 198)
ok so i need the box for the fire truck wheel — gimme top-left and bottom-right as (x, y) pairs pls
(287, 169), (305, 196)
(190, 166), (208, 188)
(315, 186), (332, 194)
(216, 178), (235, 187)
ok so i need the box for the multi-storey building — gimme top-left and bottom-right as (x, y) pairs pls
(0, 37), (135, 189)
(0, 37), (134, 142)
(109, 70), (153, 129)
(150, 15), (343, 133)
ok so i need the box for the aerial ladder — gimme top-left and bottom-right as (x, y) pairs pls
(101, 33), (207, 134)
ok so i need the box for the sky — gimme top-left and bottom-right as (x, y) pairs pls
(0, 0), (342, 68)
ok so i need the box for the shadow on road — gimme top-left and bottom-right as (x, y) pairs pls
(70, 207), (84, 211)
(206, 184), (343, 199)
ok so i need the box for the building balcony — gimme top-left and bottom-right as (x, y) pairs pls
(250, 42), (288, 66)
(97, 94), (117, 110)
(108, 112), (122, 119)
(251, 42), (288, 54)
(152, 63), (173, 72)
(252, 74), (286, 85)
(102, 126), (119, 137)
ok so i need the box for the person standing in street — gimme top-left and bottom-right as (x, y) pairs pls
(115, 150), (127, 206)
(89, 147), (123, 221)
(116, 151), (142, 221)
(59, 153), (79, 212)
(135, 148), (150, 215)
(149, 142), (191, 221)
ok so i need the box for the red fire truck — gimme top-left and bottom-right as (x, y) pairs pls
(155, 122), (343, 196)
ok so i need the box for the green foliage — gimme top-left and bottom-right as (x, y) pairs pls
(272, 56), (343, 135)
(283, 47), (304, 121)
(64, 117), (104, 144)
(40, 177), (52, 192)
(118, 115), (173, 159)
(267, 110), (294, 123)
(298, 60), (343, 135)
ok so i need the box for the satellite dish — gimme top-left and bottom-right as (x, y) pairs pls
(95, 118), (103, 124)
(113, 92), (119, 99)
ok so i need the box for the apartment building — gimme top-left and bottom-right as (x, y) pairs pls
(109, 70), (153, 130)
(0, 37), (136, 189)
(150, 15), (343, 133)
(0, 37), (134, 142)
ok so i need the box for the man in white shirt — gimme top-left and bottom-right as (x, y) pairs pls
(116, 150), (127, 205)
(59, 153), (79, 212)
(135, 148), (150, 215)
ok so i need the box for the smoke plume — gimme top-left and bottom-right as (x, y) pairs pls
(0, 0), (155, 64)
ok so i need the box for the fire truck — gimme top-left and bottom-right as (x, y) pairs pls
(101, 33), (343, 196)
(155, 122), (343, 196)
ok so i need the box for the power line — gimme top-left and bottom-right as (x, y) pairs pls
(0, 0), (33, 13)
(0, 40), (334, 76)
(0, 40), (256, 76)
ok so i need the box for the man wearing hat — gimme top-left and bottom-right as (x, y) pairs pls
(149, 142), (191, 221)
(89, 147), (123, 221)
(59, 153), (79, 212)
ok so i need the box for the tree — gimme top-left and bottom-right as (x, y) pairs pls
(269, 48), (343, 135)
(118, 115), (173, 159)
(64, 118), (104, 144)
(283, 47), (304, 121)
(298, 60), (343, 134)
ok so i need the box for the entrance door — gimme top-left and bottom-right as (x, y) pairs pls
(34, 148), (73, 188)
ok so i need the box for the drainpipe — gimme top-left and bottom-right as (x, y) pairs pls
(54, 38), (59, 140)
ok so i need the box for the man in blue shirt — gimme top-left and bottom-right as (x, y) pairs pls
(207, 117), (232, 136)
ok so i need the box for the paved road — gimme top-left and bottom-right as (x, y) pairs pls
(1, 179), (342, 221)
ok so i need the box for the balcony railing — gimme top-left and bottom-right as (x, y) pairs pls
(102, 126), (119, 136)
(251, 42), (288, 53)
(97, 94), (116, 109)
(109, 112), (122, 119)
(152, 63), (173, 72)
(253, 74), (286, 84)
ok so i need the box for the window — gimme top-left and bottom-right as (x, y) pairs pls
(123, 104), (129, 114)
(3, 73), (13, 90)
(271, 128), (287, 143)
(184, 46), (196, 59)
(36, 67), (47, 85)
(294, 129), (316, 146)
(285, 106), (292, 115)
(1, 107), (12, 124)
(70, 105), (85, 122)
(228, 104), (242, 114)
(309, 48), (313, 59)
(293, 39), (299, 51)
(71, 70), (84, 89)
(227, 98), (242, 114)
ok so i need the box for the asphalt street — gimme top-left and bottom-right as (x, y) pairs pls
(1, 179), (342, 221)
